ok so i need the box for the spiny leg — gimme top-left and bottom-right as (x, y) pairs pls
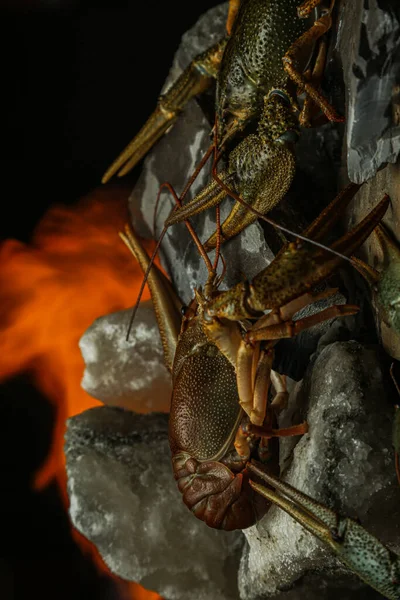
(247, 304), (359, 344)
(102, 39), (227, 183)
(283, 3), (344, 123)
(236, 339), (306, 431)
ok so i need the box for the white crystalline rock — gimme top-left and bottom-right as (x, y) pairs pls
(65, 408), (243, 600)
(79, 301), (171, 413)
(239, 341), (400, 599)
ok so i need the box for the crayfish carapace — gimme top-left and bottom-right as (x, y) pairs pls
(104, 0), (344, 249)
(120, 183), (389, 531)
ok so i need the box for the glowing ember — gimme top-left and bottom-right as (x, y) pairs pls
(0, 184), (161, 600)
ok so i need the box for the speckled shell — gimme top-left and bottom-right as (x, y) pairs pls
(169, 318), (241, 461)
(217, 0), (310, 127)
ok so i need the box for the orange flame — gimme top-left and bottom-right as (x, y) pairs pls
(0, 184), (161, 600)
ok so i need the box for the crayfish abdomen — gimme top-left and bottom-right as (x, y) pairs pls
(171, 452), (262, 531)
(169, 317), (272, 530)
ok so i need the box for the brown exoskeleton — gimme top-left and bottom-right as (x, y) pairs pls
(104, 0), (343, 250)
(120, 183), (389, 531)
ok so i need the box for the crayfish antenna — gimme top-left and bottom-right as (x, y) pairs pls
(124, 141), (222, 340)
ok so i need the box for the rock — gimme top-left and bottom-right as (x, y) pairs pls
(79, 301), (171, 413)
(239, 341), (399, 599)
(65, 408), (243, 600)
(338, 0), (400, 183)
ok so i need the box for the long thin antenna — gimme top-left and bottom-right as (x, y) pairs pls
(153, 142), (214, 238)
(126, 146), (216, 340)
(125, 225), (169, 340)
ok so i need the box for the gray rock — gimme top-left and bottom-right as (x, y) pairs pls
(79, 301), (171, 413)
(240, 341), (399, 599)
(65, 408), (243, 600)
(338, 0), (400, 183)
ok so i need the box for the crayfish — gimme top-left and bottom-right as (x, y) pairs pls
(120, 183), (389, 531)
(103, 0), (344, 249)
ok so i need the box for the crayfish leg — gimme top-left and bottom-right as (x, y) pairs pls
(283, 3), (344, 123)
(247, 422), (308, 439)
(299, 38), (328, 128)
(247, 304), (359, 344)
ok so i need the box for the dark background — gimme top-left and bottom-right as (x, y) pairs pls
(1, 1), (218, 599)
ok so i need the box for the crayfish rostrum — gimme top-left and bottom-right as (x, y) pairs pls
(104, 0), (343, 250)
(121, 183), (389, 531)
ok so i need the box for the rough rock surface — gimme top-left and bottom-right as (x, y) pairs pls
(239, 341), (400, 599)
(79, 301), (171, 413)
(65, 408), (243, 600)
(338, 0), (400, 183)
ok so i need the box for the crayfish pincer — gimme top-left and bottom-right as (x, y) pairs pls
(120, 183), (389, 531)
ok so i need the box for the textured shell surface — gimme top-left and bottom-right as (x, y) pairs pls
(169, 318), (241, 462)
(217, 0), (310, 119)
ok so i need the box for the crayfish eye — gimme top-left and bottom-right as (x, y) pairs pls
(181, 305), (188, 316)
(269, 89), (291, 107)
(277, 129), (300, 145)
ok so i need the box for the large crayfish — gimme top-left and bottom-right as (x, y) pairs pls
(121, 183), (389, 531)
(104, 0), (343, 249)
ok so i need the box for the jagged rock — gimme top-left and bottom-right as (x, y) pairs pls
(65, 408), (243, 600)
(339, 0), (400, 183)
(239, 341), (399, 599)
(79, 301), (171, 413)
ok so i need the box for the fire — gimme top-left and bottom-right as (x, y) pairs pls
(0, 184), (161, 600)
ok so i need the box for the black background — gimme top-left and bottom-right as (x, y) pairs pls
(1, 1), (218, 599)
